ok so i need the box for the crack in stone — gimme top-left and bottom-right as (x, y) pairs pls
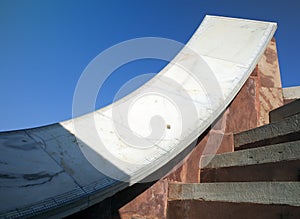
(0, 171), (64, 188)
(0, 173), (17, 179)
(21, 171), (64, 187)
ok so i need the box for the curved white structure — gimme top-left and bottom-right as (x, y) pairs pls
(0, 16), (276, 218)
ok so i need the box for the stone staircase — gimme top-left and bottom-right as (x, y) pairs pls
(167, 99), (300, 219)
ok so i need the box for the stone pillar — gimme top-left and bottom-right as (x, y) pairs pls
(257, 38), (284, 125)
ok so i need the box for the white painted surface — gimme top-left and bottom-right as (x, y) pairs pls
(0, 15), (277, 218)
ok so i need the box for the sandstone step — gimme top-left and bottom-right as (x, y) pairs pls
(283, 86), (300, 104)
(269, 99), (300, 123)
(234, 113), (300, 150)
(167, 200), (300, 219)
(168, 182), (300, 206)
(167, 182), (300, 219)
(200, 141), (300, 182)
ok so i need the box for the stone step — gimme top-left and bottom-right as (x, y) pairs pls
(269, 99), (300, 123)
(167, 182), (300, 219)
(168, 182), (300, 206)
(283, 86), (300, 104)
(234, 113), (300, 150)
(200, 141), (300, 182)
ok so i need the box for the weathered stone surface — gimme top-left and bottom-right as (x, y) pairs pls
(255, 38), (284, 125)
(258, 87), (283, 125)
(0, 131), (83, 214)
(201, 160), (300, 183)
(168, 182), (300, 206)
(234, 113), (300, 150)
(201, 140), (300, 169)
(225, 76), (258, 133)
(257, 38), (282, 88)
(167, 200), (300, 219)
(283, 86), (300, 104)
(283, 86), (300, 99)
(119, 180), (168, 219)
(200, 141), (300, 182)
(270, 99), (300, 123)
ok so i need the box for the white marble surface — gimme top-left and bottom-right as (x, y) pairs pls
(0, 15), (277, 218)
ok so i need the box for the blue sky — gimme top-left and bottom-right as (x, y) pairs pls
(0, 0), (299, 131)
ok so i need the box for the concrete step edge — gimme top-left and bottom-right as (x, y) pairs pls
(200, 140), (300, 169)
(168, 182), (300, 206)
(234, 113), (300, 149)
(269, 99), (300, 123)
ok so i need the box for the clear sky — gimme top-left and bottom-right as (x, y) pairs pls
(0, 0), (299, 131)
